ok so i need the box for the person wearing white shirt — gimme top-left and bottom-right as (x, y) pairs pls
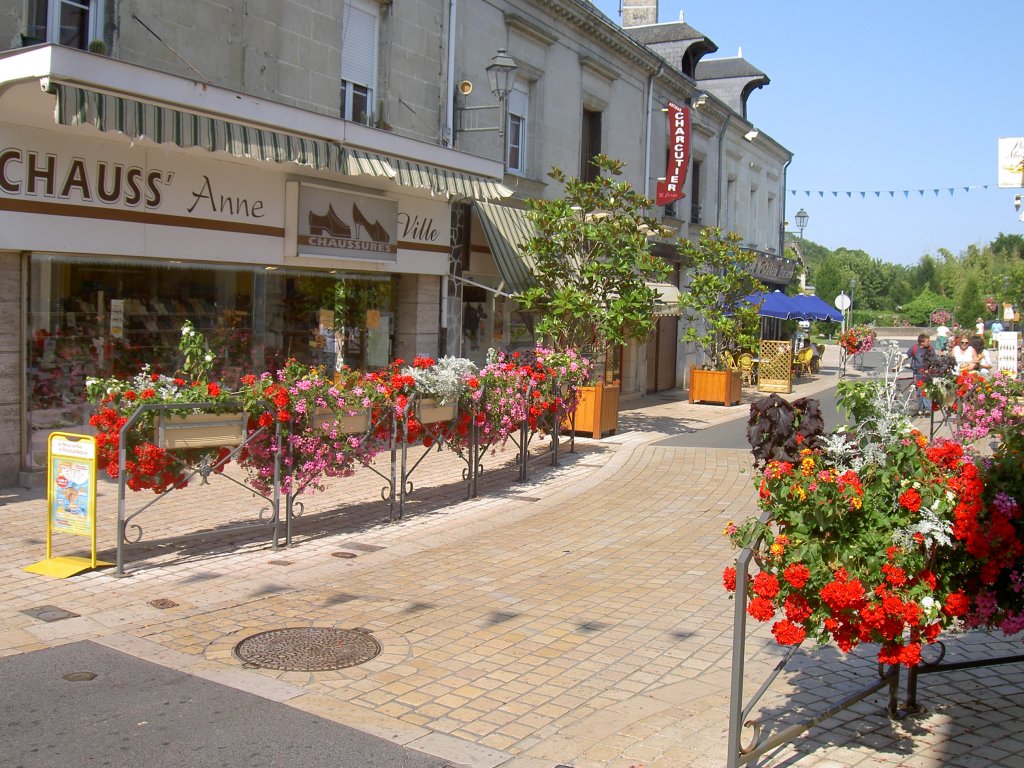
(935, 323), (950, 352)
(952, 337), (978, 372)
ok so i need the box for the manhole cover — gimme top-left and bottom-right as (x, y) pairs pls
(331, 551), (357, 559)
(21, 605), (80, 623)
(62, 671), (97, 682)
(233, 627), (380, 671)
(147, 599), (178, 609)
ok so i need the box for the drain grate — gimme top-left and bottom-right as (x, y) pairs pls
(233, 627), (380, 671)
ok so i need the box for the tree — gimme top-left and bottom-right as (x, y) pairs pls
(955, 275), (985, 327)
(518, 155), (671, 355)
(675, 227), (761, 370)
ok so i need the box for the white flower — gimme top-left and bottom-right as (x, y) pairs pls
(205, 353), (214, 362)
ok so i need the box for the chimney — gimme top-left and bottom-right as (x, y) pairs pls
(621, 0), (657, 28)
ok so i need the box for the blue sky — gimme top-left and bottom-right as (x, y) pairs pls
(592, 1), (1023, 266)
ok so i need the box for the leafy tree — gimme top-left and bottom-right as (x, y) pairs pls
(518, 155), (671, 356)
(901, 288), (948, 326)
(676, 227), (760, 370)
(955, 274), (985, 327)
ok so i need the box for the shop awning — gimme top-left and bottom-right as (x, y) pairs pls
(650, 281), (683, 316)
(473, 202), (537, 294)
(51, 83), (395, 178)
(393, 159), (512, 201)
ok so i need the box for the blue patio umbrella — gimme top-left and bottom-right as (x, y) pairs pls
(789, 294), (844, 322)
(741, 290), (799, 320)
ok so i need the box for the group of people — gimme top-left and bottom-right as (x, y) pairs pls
(906, 329), (997, 416)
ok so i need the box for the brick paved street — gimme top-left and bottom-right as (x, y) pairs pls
(4, 347), (1024, 768)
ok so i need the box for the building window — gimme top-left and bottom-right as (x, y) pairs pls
(24, 0), (104, 49)
(580, 109), (602, 182)
(340, 0), (379, 124)
(506, 82), (529, 174)
(689, 160), (702, 224)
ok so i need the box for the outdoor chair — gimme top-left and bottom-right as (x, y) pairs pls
(737, 352), (757, 386)
(793, 347), (814, 378)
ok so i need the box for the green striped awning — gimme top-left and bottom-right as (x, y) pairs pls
(394, 159), (512, 201)
(473, 201), (536, 295)
(51, 83), (394, 178)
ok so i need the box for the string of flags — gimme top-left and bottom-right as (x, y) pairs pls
(788, 185), (992, 198)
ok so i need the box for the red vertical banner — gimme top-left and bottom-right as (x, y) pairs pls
(656, 102), (690, 207)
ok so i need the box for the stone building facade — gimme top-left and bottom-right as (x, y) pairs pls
(0, 0), (792, 485)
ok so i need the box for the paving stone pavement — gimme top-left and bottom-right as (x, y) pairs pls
(4, 346), (1024, 768)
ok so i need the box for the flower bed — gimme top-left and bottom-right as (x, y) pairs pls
(726, 345), (1024, 667)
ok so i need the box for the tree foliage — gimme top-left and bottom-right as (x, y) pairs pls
(796, 231), (1024, 325)
(518, 155), (671, 353)
(676, 227), (760, 370)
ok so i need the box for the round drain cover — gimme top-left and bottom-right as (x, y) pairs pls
(233, 627), (380, 671)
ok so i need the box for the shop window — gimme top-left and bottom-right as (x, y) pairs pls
(23, 0), (104, 49)
(506, 82), (529, 175)
(25, 255), (396, 471)
(340, 0), (379, 124)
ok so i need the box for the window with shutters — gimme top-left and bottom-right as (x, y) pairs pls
(506, 81), (529, 175)
(23, 0), (104, 49)
(340, 0), (379, 124)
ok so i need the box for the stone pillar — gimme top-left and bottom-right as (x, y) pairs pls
(0, 252), (21, 486)
(395, 274), (441, 361)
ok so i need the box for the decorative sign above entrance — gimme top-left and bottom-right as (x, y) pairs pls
(298, 185), (397, 260)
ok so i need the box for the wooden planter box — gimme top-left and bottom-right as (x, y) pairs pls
(156, 411), (248, 450)
(416, 398), (458, 424)
(567, 381), (620, 438)
(688, 367), (742, 406)
(313, 408), (372, 433)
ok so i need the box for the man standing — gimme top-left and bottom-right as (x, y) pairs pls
(907, 333), (934, 417)
(935, 321), (950, 353)
(990, 318), (1004, 348)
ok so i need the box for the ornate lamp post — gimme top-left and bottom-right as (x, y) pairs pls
(795, 208), (809, 239)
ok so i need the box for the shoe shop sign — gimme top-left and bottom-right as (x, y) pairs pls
(298, 184), (399, 261)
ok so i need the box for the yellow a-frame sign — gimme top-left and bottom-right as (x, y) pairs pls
(24, 432), (112, 578)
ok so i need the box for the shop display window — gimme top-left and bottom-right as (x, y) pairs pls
(25, 254), (396, 470)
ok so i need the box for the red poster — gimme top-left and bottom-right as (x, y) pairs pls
(656, 103), (690, 206)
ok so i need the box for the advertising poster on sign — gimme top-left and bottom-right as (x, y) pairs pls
(999, 138), (1024, 188)
(50, 458), (92, 536)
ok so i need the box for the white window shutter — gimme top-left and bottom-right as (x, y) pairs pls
(341, 0), (379, 89)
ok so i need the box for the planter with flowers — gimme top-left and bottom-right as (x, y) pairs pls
(725, 344), (1024, 675)
(86, 321), (246, 493)
(236, 360), (385, 500)
(838, 325), (876, 357)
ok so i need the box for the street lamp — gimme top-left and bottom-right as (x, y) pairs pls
(1015, 194), (1023, 222)
(795, 208), (809, 239)
(453, 49), (519, 158)
(484, 49), (518, 139)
